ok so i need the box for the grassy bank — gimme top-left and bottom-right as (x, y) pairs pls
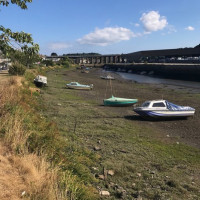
(40, 68), (200, 199)
(0, 67), (98, 199)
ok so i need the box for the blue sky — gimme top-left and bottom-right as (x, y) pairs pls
(1, 0), (200, 55)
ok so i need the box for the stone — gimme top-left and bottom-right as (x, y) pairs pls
(137, 173), (142, 177)
(100, 190), (110, 196)
(92, 167), (98, 171)
(108, 170), (115, 176)
(94, 146), (101, 151)
(21, 191), (26, 196)
(98, 175), (105, 180)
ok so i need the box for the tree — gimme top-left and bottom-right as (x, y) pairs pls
(51, 52), (58, 57)
(0, 0), (39, 59)
(9, 50), (41, 67)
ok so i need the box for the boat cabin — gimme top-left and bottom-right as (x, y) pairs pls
(141, 100), (168, 110)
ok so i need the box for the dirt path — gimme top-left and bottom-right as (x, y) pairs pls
(63, 68), (200, 148)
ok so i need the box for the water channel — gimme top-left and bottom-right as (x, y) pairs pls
(109, 71), (200, 93)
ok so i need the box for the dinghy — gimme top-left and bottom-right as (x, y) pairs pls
(104, 95), (138, 106)
(133, 100), (195, 119)
(34, 75), (47, 87)
(66, 82), (93, 90)
(100, 75), (115, 80)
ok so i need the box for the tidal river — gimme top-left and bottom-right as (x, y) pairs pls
(115, 72), (200, 93)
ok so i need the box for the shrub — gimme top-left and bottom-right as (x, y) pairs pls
(9, 62), (26, 75)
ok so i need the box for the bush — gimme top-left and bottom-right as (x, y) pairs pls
(9, 62), (26, 75)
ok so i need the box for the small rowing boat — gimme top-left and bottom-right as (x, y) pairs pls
(104, 96), (138, 106)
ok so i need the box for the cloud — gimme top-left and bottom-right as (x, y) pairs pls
(140, 11), (168, 32)
(77, 27), (136, 46)
(135, 23), (140, 27)
(185, 26), (195, 31)
(48, 42), (72, 50)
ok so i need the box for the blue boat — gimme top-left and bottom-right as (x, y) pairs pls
(133, 100), (195, 119)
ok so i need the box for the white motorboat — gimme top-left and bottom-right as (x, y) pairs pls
(66, 82), (93, 90)
(100, 75), (115, 80)
(34, 75), (47, 87)
(133, 100), (195, 119)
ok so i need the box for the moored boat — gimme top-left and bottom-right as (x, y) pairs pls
(100, 75), (115, 80)
(34, 75), (47, 87)
(104, 96), (138, 106)
(133, 100), (195, 119)
(66, 82), (93, 90)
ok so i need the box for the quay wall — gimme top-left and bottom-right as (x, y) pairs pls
(101, 63), (200, 78)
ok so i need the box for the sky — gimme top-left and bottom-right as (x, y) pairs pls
(1, 0), (200, 55)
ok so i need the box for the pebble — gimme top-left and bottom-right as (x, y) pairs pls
(100, 190), (110, 196)
(108, 170), (115, 176)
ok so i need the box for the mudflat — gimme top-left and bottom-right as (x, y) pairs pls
(42, 67), (200, 199)
(63, 68), (200, 148)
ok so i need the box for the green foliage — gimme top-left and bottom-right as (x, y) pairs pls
(8, 62), (26, 75)
(57, 56), (71, 67)
(51, 52), (58, 56)
(0, 0), (32, 9)
(41, 59), (54, 66)
(8, 50), (41, 67)
(0, 0), (39, 58)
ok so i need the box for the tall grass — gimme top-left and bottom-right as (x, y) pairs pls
(0, 72), (98, 199)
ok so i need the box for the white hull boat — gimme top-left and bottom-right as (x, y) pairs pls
(100, 75), (115, 80)
(66, 82), (93, 90)
(133, 100), (195, 119)
(34, 75), (47, 87)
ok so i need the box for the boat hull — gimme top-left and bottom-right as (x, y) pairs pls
(66, 85), (92, 90)
(104, 97), (138, 107)
(34, 81), (46, 87)
(134, 109), (195, 119)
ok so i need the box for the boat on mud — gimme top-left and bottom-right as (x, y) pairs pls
(66, 82), (93, 90)
(104, 95), (138, 106)
(34, 75), (47, 87)
(101, 75), (115, 80)
(133, 100), (195, 119)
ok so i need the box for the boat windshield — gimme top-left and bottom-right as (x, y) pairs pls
(142, 102), (150, 107)
(71, 82), (77, 85)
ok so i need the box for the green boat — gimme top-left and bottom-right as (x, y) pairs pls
(103, 96), (138, 107)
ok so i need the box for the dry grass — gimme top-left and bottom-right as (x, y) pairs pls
(0, 143), (60, 200)
(0, 77), (66, 200)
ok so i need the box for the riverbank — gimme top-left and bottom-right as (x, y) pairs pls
(41, 67), (200, 199)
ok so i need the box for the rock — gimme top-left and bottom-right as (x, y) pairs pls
(132, 183), (136, 188)
(21, 191), (26, 196)
(100, 190), (110, 196)
(109, 182), (115, 187)
(108, 170), (115, 176)
(98, 175), (105, 180)
(57, 103), (62, 106)
(137, 173), (142, 177)
(94, 146), (101, 151)
(116, 188), (126, 198)
(92, 167), (98, 171)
